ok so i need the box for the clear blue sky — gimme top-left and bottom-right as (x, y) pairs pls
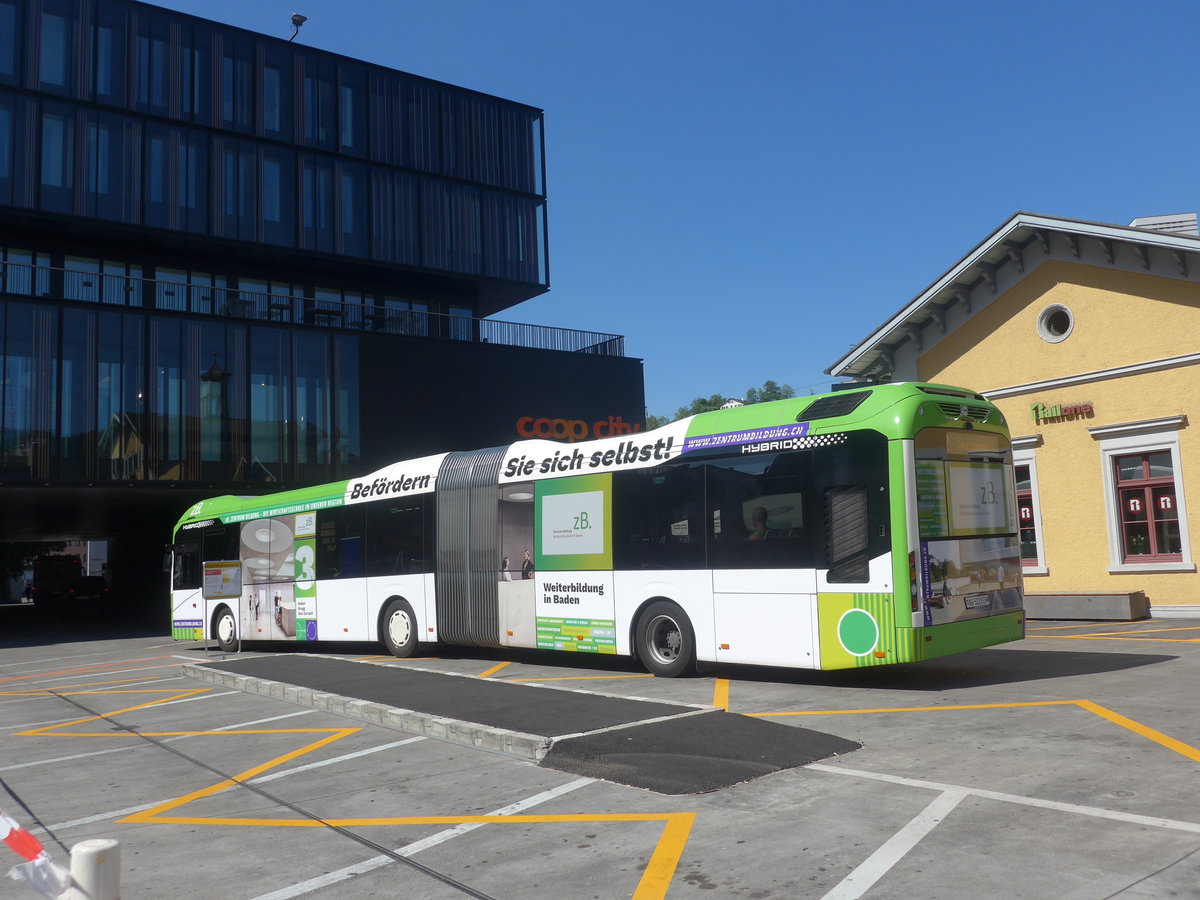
(157, 0), (1200, 417)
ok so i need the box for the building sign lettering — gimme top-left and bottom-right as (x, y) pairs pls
(1031, 401), (1094, 425)
(515, 415), (642, 443)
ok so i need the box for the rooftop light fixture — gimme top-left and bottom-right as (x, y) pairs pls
(289, 13), (307, 41)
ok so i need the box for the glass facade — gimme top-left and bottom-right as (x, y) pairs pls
(0, 294), (360, 485)
(0, 0), (548, 288)
(0, 0), (641, 505)
(0, 240), (632, 488)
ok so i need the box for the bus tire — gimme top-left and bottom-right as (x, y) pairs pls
(635, 600), (695, 677)
(213, 605), (237, 653)
(381, 598), (419, 658)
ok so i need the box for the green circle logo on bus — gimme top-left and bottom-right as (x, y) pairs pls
(837, 609), (879, 657)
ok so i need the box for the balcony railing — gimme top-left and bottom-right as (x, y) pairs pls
(0, 262), (625, 357)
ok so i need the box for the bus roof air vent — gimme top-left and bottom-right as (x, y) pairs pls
(796, 391), (872, 422)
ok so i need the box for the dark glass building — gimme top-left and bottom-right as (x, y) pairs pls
(0, 0), (645, 608)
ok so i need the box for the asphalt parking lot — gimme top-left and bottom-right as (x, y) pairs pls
(3, 611), (1200, 899)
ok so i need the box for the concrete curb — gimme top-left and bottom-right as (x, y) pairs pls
(181, 663), (554, 761)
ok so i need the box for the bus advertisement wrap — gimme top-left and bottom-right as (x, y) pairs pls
(500, 420), (690, 482)
(535, 572), (616, 654)
(534, 474), (613, 571)
(171, 383), (1024, 674)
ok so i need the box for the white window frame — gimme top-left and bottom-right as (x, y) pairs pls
(1089, 417), (1195, 574)
(1012, 436), (1048, 576)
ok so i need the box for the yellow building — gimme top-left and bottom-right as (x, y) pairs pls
(829, 212), (1200, 616)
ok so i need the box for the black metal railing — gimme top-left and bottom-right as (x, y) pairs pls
(0, 262), (625, 357)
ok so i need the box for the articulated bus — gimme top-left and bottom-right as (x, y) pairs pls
(169, 382), (1024, 676)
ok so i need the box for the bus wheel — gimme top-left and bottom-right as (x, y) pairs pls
(381, 598), (418, 658)
(635, 601), (695, 677)
(214, 606), (237, 653)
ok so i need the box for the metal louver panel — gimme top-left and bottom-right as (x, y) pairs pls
(935, 402), (990, 423)
(826, 486), (869, 584)
(436, 447), (506, 646)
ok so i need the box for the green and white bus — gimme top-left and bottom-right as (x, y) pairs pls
(169, 382), (1024, 676)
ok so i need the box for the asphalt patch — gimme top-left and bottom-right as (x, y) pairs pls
(198, 655), (861, 793)
(541, 711), (861, 794)
(200, 655), (694, 736)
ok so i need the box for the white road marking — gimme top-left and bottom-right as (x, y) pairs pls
(809, 763), (1200, 835)
(41, 802), (161, 832)
(3, 691), (240, 732)
(0, 696), (54, 707)
(551, 706), (712, 741)
(248, 777), (595, 900)
(0, 649), (156, 669)
(211, 710), (316, 730)
(821, 789), (967, 900)
(4, 716), (103, 731)
(21, 663), (194, 684)
(808, 762), (1200, 899)
(250, 737), (426, 784)
(131, 690), (241, 709)
(0, 676), (189, 706)
(0, 745), (149, 772)
(84, 676), (189, 687)
(33, 739), (430, 833)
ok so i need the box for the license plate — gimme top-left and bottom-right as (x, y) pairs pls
(965, 594), (991, 609)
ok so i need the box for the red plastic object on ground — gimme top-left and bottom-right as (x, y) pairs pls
(1, 813), (45, 862)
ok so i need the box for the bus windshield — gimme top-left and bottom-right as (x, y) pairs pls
(914, 428), (1022, 624)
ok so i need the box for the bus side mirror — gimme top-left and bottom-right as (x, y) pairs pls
(163, 546), (174, 573)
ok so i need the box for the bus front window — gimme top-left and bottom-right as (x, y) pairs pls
(913, 428), (1021, 624)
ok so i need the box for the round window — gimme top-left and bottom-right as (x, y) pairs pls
(1037, 305), (1074, 343)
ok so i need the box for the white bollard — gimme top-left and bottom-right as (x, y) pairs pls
(68, 838), (120, 900)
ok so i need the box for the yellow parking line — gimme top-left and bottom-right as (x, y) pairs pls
(478, 660), (511, 678)
(1029, 634), (1200, 643)
(1076, 700), (1200, 766)
(1027, 628), (1200, 643)
(1028, 621), (1159, 631)
(15, 684), (694, 900)
(712, 678), (729, 711)
(14, 688), (213, 734)
(2, 675), (172, 691)
(753, 699), (1200, 768)
(508, 673), (653, 683)
(749, 700), (1077, 717)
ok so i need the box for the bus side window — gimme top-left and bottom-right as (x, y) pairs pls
(316, 506), (366, 579)
(173, 539), (201, 590)
(704, 452), (817, 570)
(365, 499), (429, 576)
(612, 465), (706, 570)
(825, 486), (869, 583)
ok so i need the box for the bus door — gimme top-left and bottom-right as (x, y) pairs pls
(170, 536), (203, 638)
(706, 455), (820, 668)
